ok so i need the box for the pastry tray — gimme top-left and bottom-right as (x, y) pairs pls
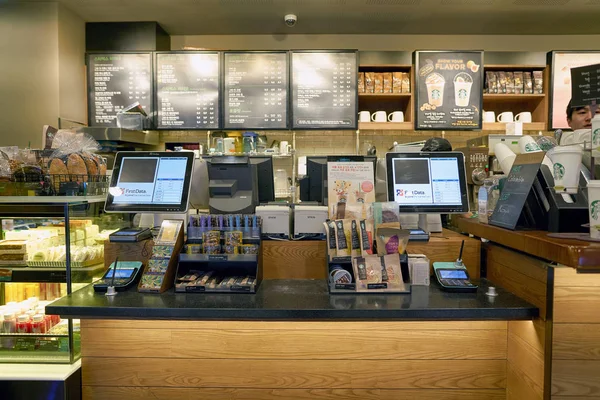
(27, 258), (103, 268)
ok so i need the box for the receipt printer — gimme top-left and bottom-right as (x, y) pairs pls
(256, 205), (292, 239)
(294, 205), (328, 239)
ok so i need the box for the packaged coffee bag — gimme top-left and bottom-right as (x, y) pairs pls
(498, 71), (507, 94)
(524, 72), (533, 94)
(365, 72), (375, 93)
(393, 72), (403, 93)
(383, 72), (393, 93)
(533, 71), (543, 94)
(358, 72), (365, 93)
(514, 71), (524, 94)
(506, 72), (515, 94)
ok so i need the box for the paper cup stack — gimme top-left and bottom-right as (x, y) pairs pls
(546, 145), (583, 194)
(494, 143), (516, 175)
(588, 180), (600, 239)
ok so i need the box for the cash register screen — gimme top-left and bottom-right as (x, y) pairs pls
(105, 151), (194, 213)
(385, 152), (469, 213)
(439, 269), (468, 279)
(105, 269), (135, 279)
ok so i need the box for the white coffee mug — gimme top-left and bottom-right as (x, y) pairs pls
(358, 111), (371, 123)
(280, 140), (291, 156)
(388, 111), (405, 123)
(497, 111), (514, 123)
(371, 111), (387, 123)
(515, 112), (532, 123)
(483, 111), (496, 123)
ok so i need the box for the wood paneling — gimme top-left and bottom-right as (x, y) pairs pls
(82, 358), (506, 389)
(407, 230), (480, 279)
(81, 319), (507, 331)
(554, 287), (600, 323)
(262, 240), (327, 280)
(553, 324), (600, 360)
(507, 330), (544, 399)
(103, 239), (153, 270)
(554, 267), (600, 287)
(486, 244), (548, 319)
(508, 320), (546, 353)
(81, 327), (506, 360)
(82, 387), (506, 400)
(552, 360), (600, 397)
(507, 364), (541, 400)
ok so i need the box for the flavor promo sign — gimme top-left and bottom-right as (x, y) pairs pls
(414, 50), (483, 130)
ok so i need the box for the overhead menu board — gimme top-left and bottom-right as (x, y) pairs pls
(291, 51), (358, 130)
(155, 52), (220, 129)
(87, 53), (153, 127)
(570, 63), (600, 108)
(414, 50), (483, 130)
(223, 51), (288, 130)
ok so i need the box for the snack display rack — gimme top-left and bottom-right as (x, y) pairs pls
(175, 224), (262, 294)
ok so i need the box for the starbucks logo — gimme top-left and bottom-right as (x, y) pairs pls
(592, 200), (600, 221)
(594, 129), (600, 145)
(458, 89), (467, 99)
(525, 143), (540, 152)
(554, 163), (565, 180)
(432, 90), (441, 99)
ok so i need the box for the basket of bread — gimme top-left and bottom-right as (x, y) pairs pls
(0, 130), (109, 196)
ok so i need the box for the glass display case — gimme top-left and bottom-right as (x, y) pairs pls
(0, 196), (128, 364)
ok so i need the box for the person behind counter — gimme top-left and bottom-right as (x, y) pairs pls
(566, 99), (600, 130)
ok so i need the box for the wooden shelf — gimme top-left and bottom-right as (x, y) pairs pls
(359, 64), (411, 69)
(484, 64), (547, 70)
(482, 122), (546, 131)
(483, 93), (545, 99)
(358, 122), (413, 130)
(359, 92), (411, 98)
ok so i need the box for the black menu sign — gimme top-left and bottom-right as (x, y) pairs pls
(291, 51), (358, 129)
(87, 53), (152, 127)
(223, 52), (288, 130)
(155, 52), (220, 129)
(570, 63), (600, 107)
(414, 50), (483, 130)
(489, 152), (545, 230)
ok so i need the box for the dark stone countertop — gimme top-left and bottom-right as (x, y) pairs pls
(46, 279), (539, 321)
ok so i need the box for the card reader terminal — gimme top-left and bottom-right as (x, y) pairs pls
(93, 261), (143, 293)
(432, 240), (478, 293)
(109, 228), (152, 243)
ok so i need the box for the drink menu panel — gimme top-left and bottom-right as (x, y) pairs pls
(223, 52), (288, 130)
(87, 53), (152, 127)
(156, 52), (220, 129)
(291, 51), (358, 130)
(414, 50), (483, 131)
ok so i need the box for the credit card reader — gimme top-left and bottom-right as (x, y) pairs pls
(93, 261), (143, 293)
(109, 228), (152, 243)
(432, 240), (478, 293)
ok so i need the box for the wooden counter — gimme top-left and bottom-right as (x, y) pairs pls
(456, 217), (600, 271)
(455, 217), (600, 400)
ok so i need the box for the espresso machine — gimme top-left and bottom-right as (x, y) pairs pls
(456, 146), (489, 209)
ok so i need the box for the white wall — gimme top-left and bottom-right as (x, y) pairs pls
(172, 34), (600, 52)
(58, 4), (87, 126)
(0, 3), (59, 148)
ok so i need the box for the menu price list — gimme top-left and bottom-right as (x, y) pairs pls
(88, 53), (152, 127)
(571, 63), (600, 107)
(414, 51), (483, 131)
(156, 53), (220, 129)
(292, 51), (358, 129)
(223, 52), (288, 130)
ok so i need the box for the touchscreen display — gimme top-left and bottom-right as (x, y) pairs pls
(439, 269), (468, 280)
(391, 157), (462, 206)
(110, 156), (189, 205)
(106, 269), (135, 279)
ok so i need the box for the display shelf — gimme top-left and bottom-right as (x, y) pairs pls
(359, 64), (411, 70)
(484, 64), (547, 70)
(358, 122), (413, 130)
(482, 122), (547, 131)
(2, 264), (105, 283)
(179, 254), (258, 263)
(359, 93), (411, 98)
(483, 93), (545, 100)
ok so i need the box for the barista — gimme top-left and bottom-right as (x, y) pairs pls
(566, 99), (600, 130)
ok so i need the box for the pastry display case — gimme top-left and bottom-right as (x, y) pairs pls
(0, 196), (127, 363)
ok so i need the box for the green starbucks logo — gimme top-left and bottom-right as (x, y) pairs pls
(524, 143), (540, 152)
(511, 165), (522, 173)
(432, 90), (441, 100)
(592, 200), (600, 221)
(458, 89), (468, 100)
(594, 129), (600, 146)
(553, 163), (565, 180)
